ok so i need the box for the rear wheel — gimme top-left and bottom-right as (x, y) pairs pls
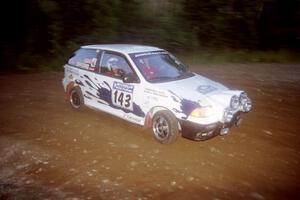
(69, 87), (84, 110)
(152, 110), (179, 144)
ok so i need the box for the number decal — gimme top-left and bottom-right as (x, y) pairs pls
(118, 92), (124, 106)
(114, 90), (117, 104)
(111, 82), (134, 111)
(112, 90), (133, 110)
(124, 94), (131, 107)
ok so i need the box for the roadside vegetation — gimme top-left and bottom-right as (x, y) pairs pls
(15, 48), (300, 73)
(2, 0), (299, 72)
(181, 49), (300, 66)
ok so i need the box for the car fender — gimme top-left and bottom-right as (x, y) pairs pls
(143, 106), (182, 131)
(64, 81), (82, 102)
(144, 106), (169, 128)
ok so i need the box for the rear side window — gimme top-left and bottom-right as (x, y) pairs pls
(68, 48), (99, 72)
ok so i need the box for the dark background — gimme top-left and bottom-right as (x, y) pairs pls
(1, 0), (300, 71)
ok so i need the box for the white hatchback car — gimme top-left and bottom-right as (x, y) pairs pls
(63, 44), (252, 144)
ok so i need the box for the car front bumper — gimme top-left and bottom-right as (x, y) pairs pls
(180, 112), (242, 141)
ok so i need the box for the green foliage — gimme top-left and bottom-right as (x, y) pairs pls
(83, 0), (121, 43)
(3, 0), (299, 71)
(183, 0), (264, 48)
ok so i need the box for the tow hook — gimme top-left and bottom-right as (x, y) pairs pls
(235, 115), (242, 126)
(220, 128), (229, 135)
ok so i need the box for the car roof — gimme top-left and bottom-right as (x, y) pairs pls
(81, 44), (163, 54)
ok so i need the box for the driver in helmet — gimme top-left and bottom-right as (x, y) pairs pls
(106, 57), (123, 78)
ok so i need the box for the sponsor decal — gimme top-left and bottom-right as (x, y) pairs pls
(133, 51), (167, 58)
(113, 82), (134, 93)
(76, 61), (90, 70)
(123, 114), (142, 123)
(84, 58), (97, 68)
(144, 88), (167, 98)
(68, 74), (74, 80)
(197, 85), (216, 94)
(88, 66), (96, 72)
(66, 67), (79, 75)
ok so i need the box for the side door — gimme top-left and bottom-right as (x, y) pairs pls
(94, 51), (146, 125)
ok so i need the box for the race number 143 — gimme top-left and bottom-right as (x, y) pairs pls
(112, 90), (133, 110)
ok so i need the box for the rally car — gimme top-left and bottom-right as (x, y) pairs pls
(62, 44), (252, 144)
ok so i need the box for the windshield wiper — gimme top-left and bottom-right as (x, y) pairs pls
(149, 76), (176, 82)
(175, 71), (193, 79)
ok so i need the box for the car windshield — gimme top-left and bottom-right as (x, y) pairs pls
(130, 51), (194, 83)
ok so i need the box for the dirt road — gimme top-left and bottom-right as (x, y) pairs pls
(0, 64), (300, 200)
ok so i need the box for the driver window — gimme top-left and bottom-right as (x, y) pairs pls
(100, 52), (134, 79)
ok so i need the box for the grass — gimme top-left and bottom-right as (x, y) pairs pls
(179, 49), (300, 65)
(12, 48), (300, 73)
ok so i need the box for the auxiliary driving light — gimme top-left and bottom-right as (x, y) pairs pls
(239, 92), (252, 112)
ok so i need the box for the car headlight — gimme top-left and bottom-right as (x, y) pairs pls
(239, 92), (252, 112)
(230, 95), (240, 110)
(190, 106), (215, 118)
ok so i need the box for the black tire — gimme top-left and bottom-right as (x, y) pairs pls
(152, 110), (179, 144)
(69, 87), (84, 110)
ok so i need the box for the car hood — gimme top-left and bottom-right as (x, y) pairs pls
(156, 73), (242, 108)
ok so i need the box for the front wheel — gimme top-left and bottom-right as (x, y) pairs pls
(152, 110), (179, 144)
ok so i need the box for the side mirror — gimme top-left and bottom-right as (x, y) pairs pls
(123, 74), (139, 83)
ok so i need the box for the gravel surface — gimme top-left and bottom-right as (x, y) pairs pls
(0, 63), (300, 200)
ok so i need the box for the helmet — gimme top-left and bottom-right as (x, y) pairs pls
(107, 57), (119, 70)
